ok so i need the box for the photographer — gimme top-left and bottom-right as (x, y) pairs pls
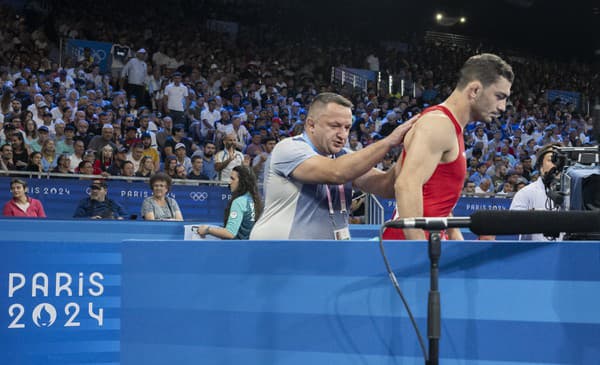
(509, 143), (562, 241)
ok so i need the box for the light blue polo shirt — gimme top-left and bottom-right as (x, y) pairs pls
(250, 136), (352, 240)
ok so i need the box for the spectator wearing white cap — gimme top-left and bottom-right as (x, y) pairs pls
(174, 142), (192, 173)
(32, 101), (49, 127)
(88, 124), (117, 154)
(26, 94), (45, 120)
(120, 48), (148, 107)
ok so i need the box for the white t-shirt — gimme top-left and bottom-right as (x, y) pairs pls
(164, 83), (188, 112)
(509, 178), (563, 241)
(215, 149), (244, 182)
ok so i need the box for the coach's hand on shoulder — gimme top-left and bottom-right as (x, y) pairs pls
(386, 114), (419, 147)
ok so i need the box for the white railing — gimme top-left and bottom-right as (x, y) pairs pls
(330, 67), (369, 93)
(365, 193), (385, 225)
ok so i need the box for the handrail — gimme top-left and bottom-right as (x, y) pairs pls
(365, 194), (385, 225)
(0, 169), (226, 186)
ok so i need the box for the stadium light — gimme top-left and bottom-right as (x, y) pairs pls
(436, 13), (443, 21)
(459, 17), (466, 23)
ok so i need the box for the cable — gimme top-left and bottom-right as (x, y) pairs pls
(378, 226), (428, 362)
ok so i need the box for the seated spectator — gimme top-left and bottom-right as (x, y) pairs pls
(56, 124), (77, 155)
(347, 133), (363, 151)
(163, 155), (178, 178)
(187, 155), (209, 180)
(462, 181), (476, 196)
(215, 133), (244, 181)
(126, 142), (145, 170)
(51, 154), (73, 175)
(135, 156), (155, 178)
(80, 149), (102, 174)
(195, 141), (217, 180)
(121, 160), (135, 177)
(174, 142), (192, 172)
(141, 133), (160, 171)
(68, 140), (85, 172)
(141, 172), (183, 221)
(93, 145), (115, 174)
(174, 164), (187, 179)
(164, 124), (194, 157)
(252, 137), (276, 185)
(122, 125), (141, 150)
(30, 125), (51, 152)
(88, 124), (117, 154)
(40, 139), (58, 172)
(0, 143), (16, 171)
(9, 132), (30, 170)
(3, 178), (46, 217)
(496, 182), (514, 197)
(25, 151), (43, 173)
(77, 160), (95, 176)
(106, 146), (129, 175)
(469, 162), (492, 187)
(195, 166), (262, 239)
(475, 179), (493, 196)
(245, 132), (264, 161)
(23, 119), (38, 145)
(73, 179), (127, 219)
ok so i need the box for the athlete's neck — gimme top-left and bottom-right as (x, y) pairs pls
(441, 91), (471, 128)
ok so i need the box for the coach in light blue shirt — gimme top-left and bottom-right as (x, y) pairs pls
(249, 93), (414, 240)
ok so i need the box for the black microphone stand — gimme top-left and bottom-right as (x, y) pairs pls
(426, 230), (441, 365)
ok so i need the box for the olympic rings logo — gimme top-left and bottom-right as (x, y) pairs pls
(72, 46), (108, 62)
(189, 192), (209, 201)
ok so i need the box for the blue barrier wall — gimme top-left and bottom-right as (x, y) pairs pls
(380, 196), (511, 220)
(0, 219), (598, 364)
(1, 177), (511, 222)
(0, 177), (230, 221)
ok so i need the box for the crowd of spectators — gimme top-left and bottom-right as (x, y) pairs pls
(0, 1), (597, 207)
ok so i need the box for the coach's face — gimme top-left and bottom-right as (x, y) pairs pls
(308, 103), (352, 155)
(473, 76), (511, 123)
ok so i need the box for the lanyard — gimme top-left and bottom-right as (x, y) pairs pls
(325, 184), (347, 215)
(302, 132), (348, 217)
(301, 133), (348, 216)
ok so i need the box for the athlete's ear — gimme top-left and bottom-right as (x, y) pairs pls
(466, 81), (483, 101)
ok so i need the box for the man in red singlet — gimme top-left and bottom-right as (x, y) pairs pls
(384, 53), (514, 240)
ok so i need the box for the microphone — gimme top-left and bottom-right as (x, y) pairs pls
(470, 210), (600, 236)
(384, 217), (471, 230)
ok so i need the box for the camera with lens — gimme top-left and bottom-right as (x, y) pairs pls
(543, 144), (600, 240)
(544, 146), (600, 210)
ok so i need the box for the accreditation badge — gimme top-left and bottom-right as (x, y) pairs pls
(331, 212), (350, 240)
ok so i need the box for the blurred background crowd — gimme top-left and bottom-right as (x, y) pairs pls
(0, 0), (598, 202)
